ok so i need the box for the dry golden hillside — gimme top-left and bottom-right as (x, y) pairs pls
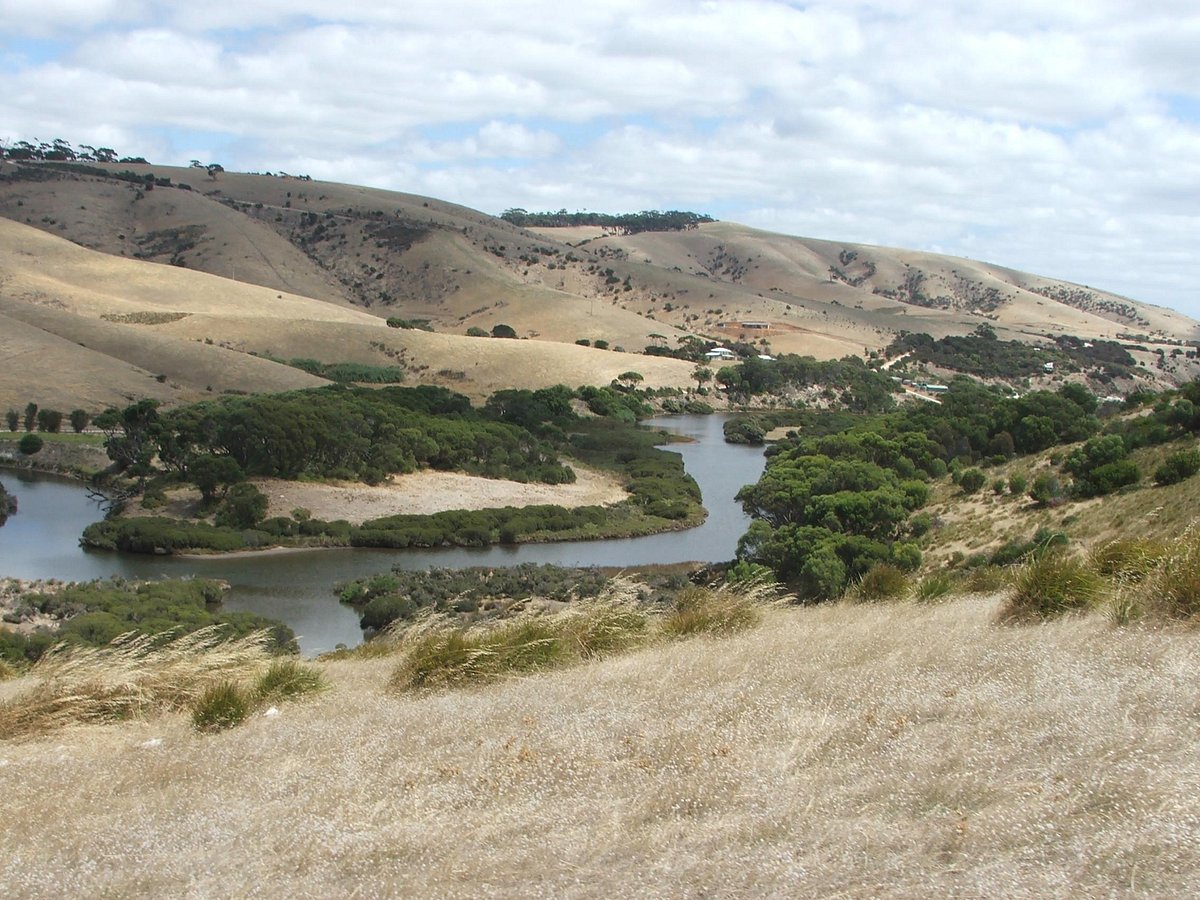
(1, 595), (1197, 896)
(0, 218), (695, 409)
(2, 158), (1198, 411)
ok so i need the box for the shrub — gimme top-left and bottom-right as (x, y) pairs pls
(255, 659), (326, 701)
(1029, 472), (1064, 506)
(215, 483), (268, 529)
(17, 434), (43, 455)
(660, 585), (763, 636)
(1008, 473), (1028, 495)
(958, 468), (986, 494)
(850, 563), (908, 602)
(999, 551), (1103, 621)
(491, 323), (517, 339)
(192, 680), (251, 732)
(913, 573), (953, 602)
(1154, 448), (1200, 486)
(1143, 527), (1200, 623)
(992, 478), (1007, 495)
(1088, 538), (1165, 580)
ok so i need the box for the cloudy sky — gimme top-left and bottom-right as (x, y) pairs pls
(3, 0), (1199, 317)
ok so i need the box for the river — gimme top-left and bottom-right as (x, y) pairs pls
(0, 414), (766, 654)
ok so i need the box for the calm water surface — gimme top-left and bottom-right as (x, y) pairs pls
(0, 415), (765, 654)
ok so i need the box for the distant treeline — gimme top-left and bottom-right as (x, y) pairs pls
(1, 138), (145, 164)
(500, 208), (714, 234)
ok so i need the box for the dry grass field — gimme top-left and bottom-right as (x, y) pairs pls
(1, 594), (1198, 897)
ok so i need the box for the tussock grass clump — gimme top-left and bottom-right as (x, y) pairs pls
(255, 658), (327, 702)
(389, 580), (776, 692)
(913, 572), (954, 603)
(192, 680), (251, 733)
(962, 564), (1010, 594)
(1088, 537), (1165, 580)
(390, 616), (574, 691)
(846, 563), (908, 603)
(999, 551), (1104, 622)
(0, 626), (273, 740)
(1142, 526), (1200, 623)
(659, 584), (764, 636)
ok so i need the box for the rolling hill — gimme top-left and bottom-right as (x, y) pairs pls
(1, 157), (1197, 411)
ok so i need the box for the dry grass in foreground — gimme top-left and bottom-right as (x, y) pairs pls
(0, 627), (324, 740)
(1, 595), (1198, 896)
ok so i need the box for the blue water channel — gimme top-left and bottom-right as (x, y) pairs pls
(0, 415), (766, 654)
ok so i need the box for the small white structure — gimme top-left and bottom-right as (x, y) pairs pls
(1043, 361), (1056, 373)
(705, 347), (736, 360)
(757, 354), (775, 361)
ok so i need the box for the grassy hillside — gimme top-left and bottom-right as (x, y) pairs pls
(0, 593), (1197, 895)
(3, 158), (1197, 414)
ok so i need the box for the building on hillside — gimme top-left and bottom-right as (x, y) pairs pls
(705, 347), (736, 360)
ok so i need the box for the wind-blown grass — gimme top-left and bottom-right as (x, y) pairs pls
(0, 626), (273, 740)
(389, 579), (776, 692)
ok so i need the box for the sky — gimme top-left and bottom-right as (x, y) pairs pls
(2, 0), (1199, 318)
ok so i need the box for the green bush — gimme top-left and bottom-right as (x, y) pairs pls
(255, 659), (326, 701)
(1008, 473), (1028, 495)
(660, 585), (762, 637)
(1000, 551), (1103, 621)
(851, 563), (908, 602)
(17, 434), (43, 455)
(958, 468), (986, 494)
(215, 483), (268, 529)
(1154, 448), (1200, 486)
(192, 680), (251, 732)
(1088, 538), (1164, 580)
(913, 573), (953, 602)
(1029, 472), (1064, 506)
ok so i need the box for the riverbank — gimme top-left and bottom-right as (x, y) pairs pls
(0, 433), (108, 479)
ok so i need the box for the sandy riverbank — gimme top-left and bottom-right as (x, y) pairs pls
(255, 464), (629, 525)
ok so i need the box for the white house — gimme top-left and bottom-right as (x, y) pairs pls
(705, 347), (736, 360)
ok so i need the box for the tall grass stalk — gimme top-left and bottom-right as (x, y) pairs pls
(0, 626), (273, 740)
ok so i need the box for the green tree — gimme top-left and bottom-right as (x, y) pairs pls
(693, 366), (713, 391)
(958, 468), (986, 494)
(23, 402), (37, 432)
(491, 323), (518, 339)
(69, 409), (91, 433)
(4, 410), (16, 432)
(215, 483), (268, 528)
(18, 434), (43, 455)
(189, 454), (246, 502)
(36, 409), (63, 433)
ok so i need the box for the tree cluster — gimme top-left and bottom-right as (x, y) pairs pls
(500, 208), (715, 234)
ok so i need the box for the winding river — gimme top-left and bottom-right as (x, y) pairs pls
(0, 414), (766, 654)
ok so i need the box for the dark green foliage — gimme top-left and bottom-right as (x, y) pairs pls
(69, 409), (90, 433)
(499, 208), (714, 233)
(491, 323), (518, 339)
(18, 433), (43, 454)
(1155, 448), (1200, 486)
(82, 517), (254, 553)
(466, 326), (489, 337)
(4, 409), (17, 431)
(958, 468), (986, 493)
(189, 454), (245, 501)
(385, 318), (433, 331)
(149, 386), (572, 485)
(35, 409), (63, 433)
(23, 402), (37, 432)
(340, 564), (613, 631)
(1029, 472), (1065, 506)
(0, 579), (294, 665)
(215, 483), (268, 529)
(0, 481), (15, 525)
(717, 354), (897, 410)
(272, 357), (405, 383)
(1008, 473), (1028, 495)
(1064, 435), (1139, 497)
